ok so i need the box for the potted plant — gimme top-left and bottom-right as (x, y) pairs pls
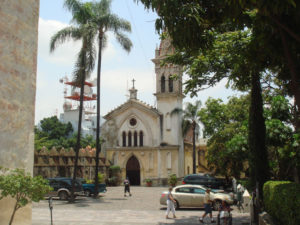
(145, 178), (153, 187)
(168, 174), (177, 187)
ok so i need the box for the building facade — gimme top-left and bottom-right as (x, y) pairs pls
(102, 38), (185, 185)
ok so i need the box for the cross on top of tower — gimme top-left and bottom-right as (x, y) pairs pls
(132, 78), (135, 89)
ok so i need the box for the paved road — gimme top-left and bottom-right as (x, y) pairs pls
(32, 186), (250, 225)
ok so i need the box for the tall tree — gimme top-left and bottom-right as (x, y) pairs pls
(199, 96), (249, 179)
(89, 0), (132, 197)
(173, 100), (202, 174)
(135, 0), (300, 200)
(50, 0), (96, 201)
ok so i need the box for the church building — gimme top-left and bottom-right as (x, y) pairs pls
(102, 37), (185, 186)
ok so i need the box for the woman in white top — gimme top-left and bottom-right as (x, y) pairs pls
(166, 187), (176, 219)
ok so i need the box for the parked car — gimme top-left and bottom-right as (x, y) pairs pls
(80, 179), (107, 197)
(46, 177), (84, 200)
(182, 173), (227, 189)
(160, 185), (234, 210)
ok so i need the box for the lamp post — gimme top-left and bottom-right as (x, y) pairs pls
(48, 197), (53, 225)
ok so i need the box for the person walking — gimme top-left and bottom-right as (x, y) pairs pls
(236, 183), (245, 212)
(166, 187), (176, 219)
(199, 188), (215, 223)
(124, 177), (131, 197)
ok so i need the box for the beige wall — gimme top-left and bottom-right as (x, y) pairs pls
(0, 0), (39, 224)
(184, 143), (209, 175)
(107, 146), (180, 185)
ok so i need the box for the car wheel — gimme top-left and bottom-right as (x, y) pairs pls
(58, 191), (69, 200)
(174, 200), (179, 210)
(213, 200), (222, 211)
(85, 190), (91, 197)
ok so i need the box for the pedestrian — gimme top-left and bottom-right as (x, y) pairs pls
(199, 188), (215, 223)
(236, 183), (244, 212)
(124, 177), (131, 197)
(166, 187), (176, 219)
(219, 200), (231, 225)
(232, 177), (237, 193)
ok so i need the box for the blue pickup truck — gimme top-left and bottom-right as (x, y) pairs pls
(80, 179), (107, 197)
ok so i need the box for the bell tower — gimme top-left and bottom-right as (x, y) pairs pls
(152, 36), (184, 146)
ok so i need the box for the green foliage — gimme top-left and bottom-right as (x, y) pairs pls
(263, 181), (300, 225)
(200, 94), (298, 180)
(168, 174), (177, 186)
(145, 178), (152, 183)
(97, 172), (105, 183)
(200, 95), (249, 178)
(39, 116), (73, 139)
(109, 165), (120, 171)
(136, 0), (300, 185)
(0, 168), (52, 225)
(34, 116), (96, 150)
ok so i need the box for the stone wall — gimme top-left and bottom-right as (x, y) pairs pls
(34, 147), (110, 180)
(0, 0), (40, 224)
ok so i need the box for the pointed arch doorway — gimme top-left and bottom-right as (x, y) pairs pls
(126, 155), (140, 185)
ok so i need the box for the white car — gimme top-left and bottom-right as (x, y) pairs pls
(160, 185), (234, 210)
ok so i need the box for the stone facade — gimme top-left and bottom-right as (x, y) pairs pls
(103, 37), (185, 185)
(34, 147), (110, 180)
(0, 1), (40, 224)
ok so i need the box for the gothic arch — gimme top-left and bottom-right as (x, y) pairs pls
(161, 75), (166, 93)
(118, 112), (154, 146)
(121, 152), (144, 170)
(168, 76), (173, 92)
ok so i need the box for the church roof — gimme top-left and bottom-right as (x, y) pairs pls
(104, 98), (161, 120)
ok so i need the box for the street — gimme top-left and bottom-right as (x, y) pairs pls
(32, 186), (250, 225)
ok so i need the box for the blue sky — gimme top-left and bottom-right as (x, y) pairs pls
(35, 0), (238, 124)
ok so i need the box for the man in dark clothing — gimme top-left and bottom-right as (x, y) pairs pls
(124, 177), (132, 197)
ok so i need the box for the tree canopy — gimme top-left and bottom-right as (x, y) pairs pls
(35, 116), (96, 150)
(199, 94), (299, 180)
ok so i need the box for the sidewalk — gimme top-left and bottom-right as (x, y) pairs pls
(32, 186), (250, 225)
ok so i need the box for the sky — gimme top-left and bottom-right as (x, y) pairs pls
(35, 0), (239, 124)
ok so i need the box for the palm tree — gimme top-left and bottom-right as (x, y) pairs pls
(89, 0), (132, 197)
(50, 0), (96, 201)
(172, 100), (202, 174)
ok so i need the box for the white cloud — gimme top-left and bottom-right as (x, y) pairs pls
(38, 18), (117, 66)
(99, 67), (155, 93)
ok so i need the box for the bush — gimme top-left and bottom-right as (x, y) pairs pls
(106, 176), (118, 186)
(0, 168), (52, 225)
(97, 172), (105, 183)
(168, 174), (177, 186)
(145, 178), (152, 183)
(109, 165), (120, 171)
(263, 181), (300, 225)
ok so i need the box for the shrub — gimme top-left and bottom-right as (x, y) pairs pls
(97, 172), (105, 183)
(109, 165), (120, 171)
(106, 176), (118, 186)
(0, 168), (52, 225)
(145, 178), (152, 183)
(263, 181), (300, 225)
(168, 174), (177, 186)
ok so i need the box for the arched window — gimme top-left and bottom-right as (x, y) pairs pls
(161, 75), (165, 93)
(168, 76), (173, 92)
(139, 131), (143, 147)
(128, 131), (132, 147)
(122, 131), (126, 147)
(134, 131), (138, 147)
